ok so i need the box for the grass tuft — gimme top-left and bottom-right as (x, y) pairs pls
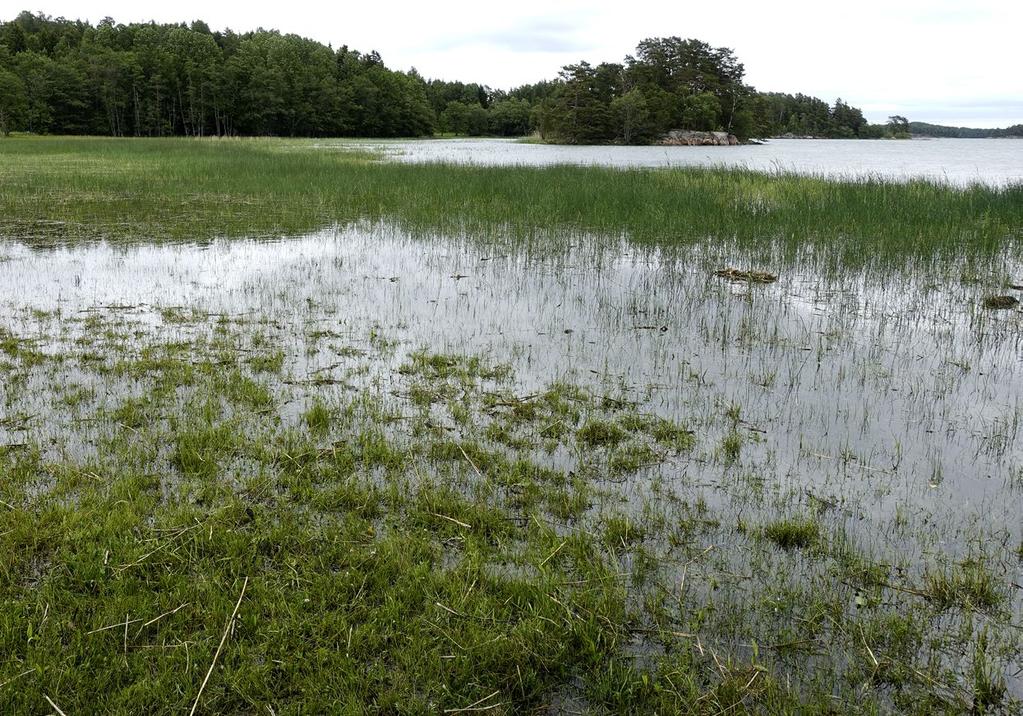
(925, 558), (1005, 613)
(762, 516), (820, 551)
(577, 419), (629, 448)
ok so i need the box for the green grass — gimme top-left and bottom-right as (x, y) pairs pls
(5, 322), (805, 713)
(925, 558), (1006, 613)
(762, 516), (821, 551)
(0, 136), (1020, 264)
(302, 398), (332, 435)
(577, 419), (629, 448)
(1, 135), (1021, 714)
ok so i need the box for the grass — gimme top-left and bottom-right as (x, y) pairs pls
(925, 558), (1006, 613)
(577, 419), (629, 448)
(0, 136), (1019, 264)
(762, 516), (821, 551)
(1, 135), (1021, 713)
(303, 398), (332, 434)
(2, 325), (751, 712)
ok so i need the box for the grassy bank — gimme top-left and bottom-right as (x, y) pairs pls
(0, 136), (1020, 264)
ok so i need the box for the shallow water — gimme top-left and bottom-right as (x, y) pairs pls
(342, 136), (1023, 187)
(6, 225), (1023, 703)
(2, 225), (1021, 535)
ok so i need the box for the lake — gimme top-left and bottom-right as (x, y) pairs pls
(344, 136), (1023, 187)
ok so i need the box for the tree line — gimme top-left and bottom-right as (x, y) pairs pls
(0, 12), (551, 139)
(0, 12), (437, 137)
(0, 11), (930, 142)
(907, 121), (1023, 139)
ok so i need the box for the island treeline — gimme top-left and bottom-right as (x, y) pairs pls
(907, 121), (1023, 139)
(0, 11), (947, 142)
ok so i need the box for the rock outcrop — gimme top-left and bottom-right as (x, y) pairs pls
(982, 295), (1020, 310)
(658, 130), (740, 146)
(714, 268), (778, 284)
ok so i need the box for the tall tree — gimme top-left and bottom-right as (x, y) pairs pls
(0, 66), (27, 134)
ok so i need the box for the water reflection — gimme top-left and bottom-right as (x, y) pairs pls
(2, 224), (1020, 543)
(338, 137), (1023, 187)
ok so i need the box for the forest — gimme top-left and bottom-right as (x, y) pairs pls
(0, 11), (902, 142)
(908, 121), (1023, 138)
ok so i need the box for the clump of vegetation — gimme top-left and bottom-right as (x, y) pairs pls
(609, 442), (659, 474)
(719, 430), (743, 465)
(763, 516), (820, 551)
(649, 419), (695, 452)
(577, 419), (629, 448)
(399, 349), (511, 383)
(604, 515), (644, 550)
(170, 419), (239, 479)
(0, 328), (44, 365)
(617, 413), (695, 453)
(248, 349), (286, 373)
(159, 306), (206, 324)
(714, 267), (777, 283)
(925, 558), (1005, 612)
(971, 629), (1007, 713)
(303, 399), (331, 435)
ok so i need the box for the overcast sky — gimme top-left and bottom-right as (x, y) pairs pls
(11, 0), (1022, 127)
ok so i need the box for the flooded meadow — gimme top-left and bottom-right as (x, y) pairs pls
(1, 137), (1022, 713)
(2, 218), (1021, 713)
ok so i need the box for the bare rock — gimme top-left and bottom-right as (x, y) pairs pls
(982, 295), (1019, 309)
(714, 267), (778, 284)
(658, 130), (740, 146)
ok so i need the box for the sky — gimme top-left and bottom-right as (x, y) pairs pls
(9, 0), (1022, 127)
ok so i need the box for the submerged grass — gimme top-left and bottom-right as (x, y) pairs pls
(0, 136), (1020, 264)
(1, 136), (1021, 713)
(3, 303), (1017, 712)
(925, 558), (1007, 613)
(0, 320), (813, 713)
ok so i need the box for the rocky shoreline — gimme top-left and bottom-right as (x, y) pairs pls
(656, 130), (740, 146)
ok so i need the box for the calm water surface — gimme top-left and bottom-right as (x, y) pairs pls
(2, 227), (1020, 535)
(344, 137), (1023, 187)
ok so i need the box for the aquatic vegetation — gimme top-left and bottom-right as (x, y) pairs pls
(0, 138), (1020, 713)
(762, 516), (821, 551)
(925, 558), (1006, 613)
(577, 419), (629, 448)
(0, 137), (1019, 266)
(982, 294), (1020, 309)
(302, 398), (332, 435)
(713, 267), (778, 283)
